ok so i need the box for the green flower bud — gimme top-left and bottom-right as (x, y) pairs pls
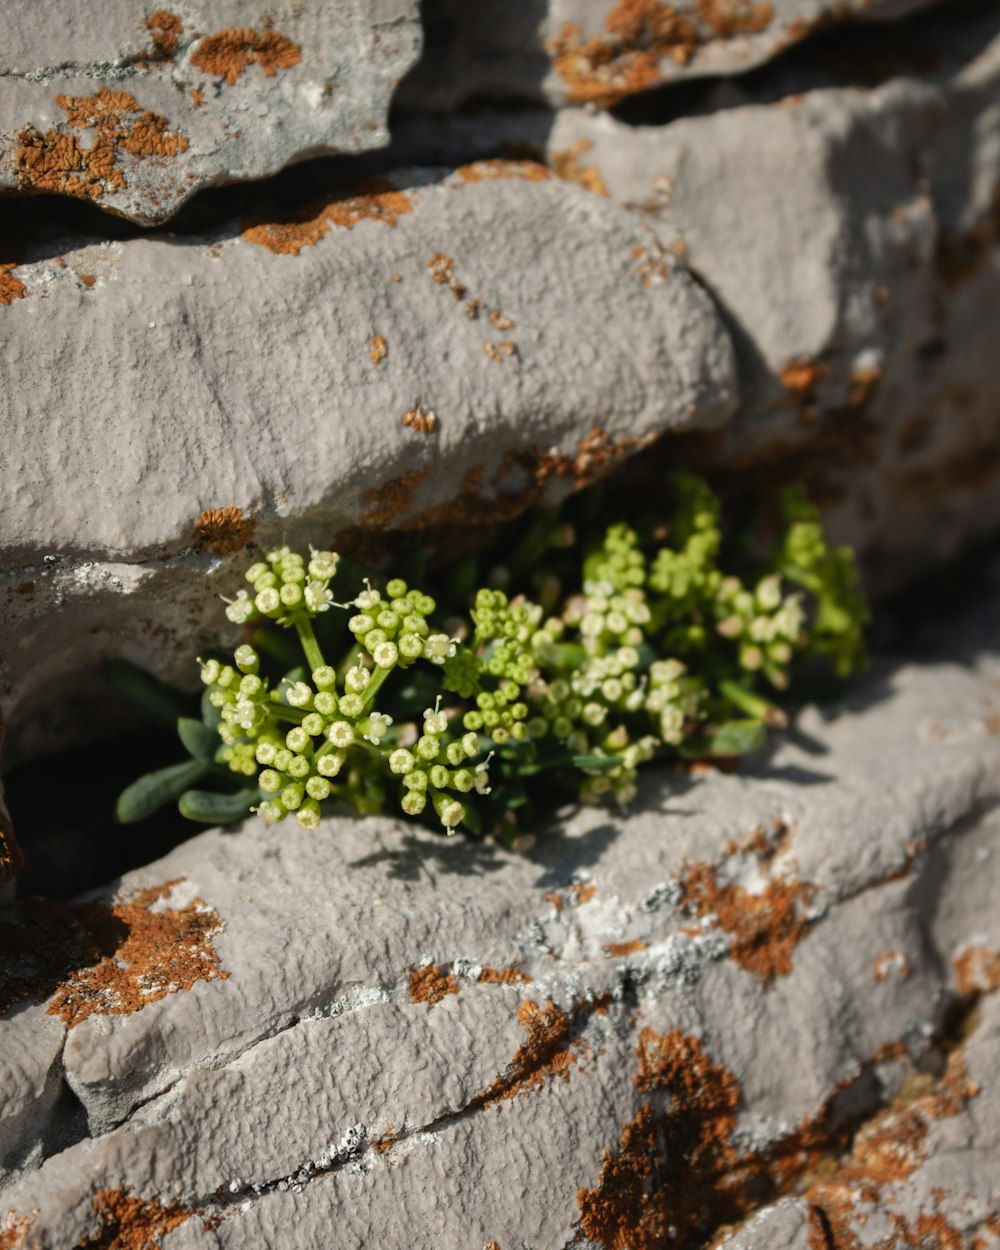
(234, 645), (259, 674)
(327, 721), (354, 749)
(452, 769), (475, 792)
(255, 741), (278, 766)
(416, 735), (441, 762)
(255, 587), (280, 615)
(274, 749), (294, 772)
(280, 784), (303, 811)
(317, 751), (344, 777)
(239, 674), (263, 698)
(348, 614), (375, 636)
(286, 726), (310, 753)
(296, 800), (322, 832)
(389, 749), (415, 775)
(259, 769), (283, 793)
(432, 792), (464, 831)
(398, 633), (424, 659)
(306, 776), (331, 801)
(302, 712), (325, 737)
(314, 692), (337, 716)
(312, 666), (337, 691)
(200, 658), (222, 685)
(257, 800), (287, 824)
(372, 642), (398, 670)
(386, 578), (408, 599)
(403, 769), (428, 792)
(344, 666), (370, 695)
(429, 765), (450, 789)
(288, 755), (311, 779)
(245, 563), (268, 583)
(286, 682), (313, 708)
(461, 732), (479, 757)
(338, 694), (364, 718)
(401, 791), (426, 816)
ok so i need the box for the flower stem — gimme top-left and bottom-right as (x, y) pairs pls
(295, 616), (326, 674)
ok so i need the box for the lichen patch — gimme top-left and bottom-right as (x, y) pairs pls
(370, 335), (388, 365)
(0, 265), (27, 308)
(0, 880), (229, 1026)
(14, 88), (188, 204)
(578, 1028), (742, 1249)
(549, 140), (608, 197)
(0, 1210), (35, 1250)
(190, 27), (301, 85)
(953, 945), (1000, 996)
(676, 838), (817, 985)
(549, 0), (773, 108)
(194, 506), (255, 555)
(478, 966), (533, 985)
(471, 1000), (588, 1110)
(409, 963), (458, 1005)
(455, 160), (551, 185)
(242, 179), (413, 255)
(78, 1188), (194, 1250)
(142, 11), (184, 63)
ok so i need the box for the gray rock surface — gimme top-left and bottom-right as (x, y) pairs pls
(0, 1), (422, 224)
(399, 0), (941, 112)
(0, 163), (735, 768)
(545, 7), (1000, 589)
(1, 583), (999, 1245)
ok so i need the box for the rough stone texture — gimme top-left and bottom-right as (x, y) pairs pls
(0, 1), (422, 224)
(545, 6), (1000, 590)
(0, 163), (735, 771)
(1, 578), (999, 1245)
(399, 0), (941, 112)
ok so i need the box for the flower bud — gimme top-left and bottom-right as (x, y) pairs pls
(234, 645), (259, 674)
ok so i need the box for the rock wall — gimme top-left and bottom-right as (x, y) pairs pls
(1, 565), (999, 1246)
(1, 1), (999, 773)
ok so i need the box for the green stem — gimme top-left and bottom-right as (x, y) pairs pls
(269, 704), (307, 724)
(295, 616), (326, 674)
(718, 679), (787, 729)
(359, 664), (392, 714)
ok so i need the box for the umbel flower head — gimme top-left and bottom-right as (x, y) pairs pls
(115, 473), (867, 842)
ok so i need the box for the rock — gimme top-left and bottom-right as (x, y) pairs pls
(0, 1), (422, 224)
(0, 162), (736, 772)
(1, 582), (999, 1243)
(399, 0), (942, 112)
(544, 7), (1000, 589)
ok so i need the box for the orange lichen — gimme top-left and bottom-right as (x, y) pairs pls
(0, 1210), (35, 1250)
(143, 11), (184, 62)
(579, 1028), (742, 1249)
(358, 468), (428, 529)
(370, 335), (388, 365)
(14, 88), (188, 203)
(409, 964), (459, 1005)
(79, 1188), (194, 1249)
(604, 939), (646, 957)
(677, 841), (817, 985)
(549, 0), (771, 108)
(872, 950), (911, 982)
(478, 966), (533, 985)
(0, 880), (228, 1025)
(190, 27), (301, 85)
(402, 404), (437, 434)
(483, 339), (518, 363)
(781, 358), (829, 422)
(471, 1000), (586, 1110)
(522, 426), (657, 493)
(242, 179), (412, 255)
(953, 946), (1000, 996)
(632, 243), (670, 287)
(456, 160), (551, 184)
(549, 140), (608, 196)
(804, 1050), (982, 1247)
(194, 506), (255, 555)
(545, 880), (598, 911)
(0, 265), (27, 307)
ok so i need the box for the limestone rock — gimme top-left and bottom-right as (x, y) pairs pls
(400, 0), (941, 112)
(0, 163), (736, 771)
(545, 8), (1000, 588)
(0, 0), (422, 225)
(1, 584), (999, 1244)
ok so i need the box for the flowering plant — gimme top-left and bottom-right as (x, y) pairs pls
(112, 474), (867, 839)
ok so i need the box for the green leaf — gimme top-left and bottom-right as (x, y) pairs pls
(103, 659), (190, 731)
(115, 759), (208, 824)
(570, 753), (626, 773)
(681, 719), (766, 759)
(177, 717), (219, 764)
(178, 788), (261, 825)
(201, 686), (222, 729)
